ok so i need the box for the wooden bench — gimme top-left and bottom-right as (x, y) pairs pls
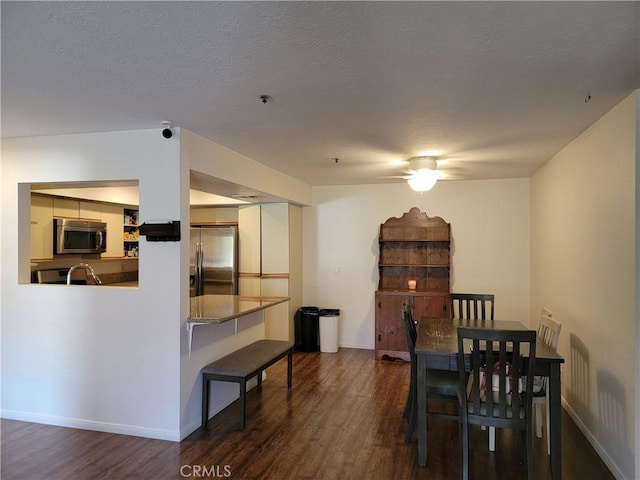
(201, 339), (294, 429)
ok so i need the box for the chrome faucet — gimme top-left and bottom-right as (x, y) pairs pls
(67, 263), (102, 285)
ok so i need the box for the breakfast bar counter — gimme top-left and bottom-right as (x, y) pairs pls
(189, 294), (290, 323)
(186, 295), (290, 355)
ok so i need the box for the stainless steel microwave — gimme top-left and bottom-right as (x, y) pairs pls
(54, 218), (107, 255)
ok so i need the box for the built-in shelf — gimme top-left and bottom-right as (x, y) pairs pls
(123, 208), (139, 257)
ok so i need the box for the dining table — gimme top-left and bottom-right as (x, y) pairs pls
(415, 317), (565, 479)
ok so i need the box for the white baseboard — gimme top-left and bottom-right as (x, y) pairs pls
(2, 374), (268, 443)
(561, 398), (625, 480)
(1, 409), (180, 441)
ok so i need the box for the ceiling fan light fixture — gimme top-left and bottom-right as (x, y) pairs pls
(407, 167), (438, 192)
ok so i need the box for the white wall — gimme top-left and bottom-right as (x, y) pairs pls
(1, 127), (312, 442)
(180, 129), (311, 207)
(179, 131), (311, 439)
(1, 129), (183, 440)
(304, 178), (530, 349)
(531, 91), (638, 479)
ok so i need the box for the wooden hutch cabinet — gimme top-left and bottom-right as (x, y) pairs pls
(375, 208), (451, 360)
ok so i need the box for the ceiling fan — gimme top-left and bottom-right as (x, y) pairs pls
(384, 156), (442, 192)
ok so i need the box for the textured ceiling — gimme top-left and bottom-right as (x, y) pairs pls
(2, 2), (639, 188)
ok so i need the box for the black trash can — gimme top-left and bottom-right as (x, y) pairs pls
(295, 306), (320, 352)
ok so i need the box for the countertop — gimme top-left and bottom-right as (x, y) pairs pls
(101, 281), (138, 287)
(189, 294), (290, 323)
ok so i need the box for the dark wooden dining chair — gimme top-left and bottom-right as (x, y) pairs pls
(451, 293), (495, 321)
(456, 327), (537, 480)
(451, 293), (496, 449)
(402, 301), (459, 443)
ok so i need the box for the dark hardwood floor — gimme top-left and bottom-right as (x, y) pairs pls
(2, 348), (613, 479)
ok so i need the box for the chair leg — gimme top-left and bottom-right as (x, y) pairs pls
(489, 426), (496, 451)
(402, 385), (412, 419)
(526, 425), (534, 480)
(545, 388), (551, 455)
(404, 372), (415, 420)
(403, 381), (413, 420)
(462, 419), (470, 480)
(535, 402), (543, 438)
(405, 393), (416, 443)
(201, 376), (209, 427)
(239, 379), (246, 430)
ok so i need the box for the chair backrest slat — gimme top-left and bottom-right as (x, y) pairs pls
(538, 314), (562, 351)
(451, 293), (495, 321)
(535, 313), (562, 393)
(511, 341), (521, 415)
(471, 338), (482, 410)
(457, 327), (537, 427)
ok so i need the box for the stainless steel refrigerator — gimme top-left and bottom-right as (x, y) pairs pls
(190, 226), (238, 296)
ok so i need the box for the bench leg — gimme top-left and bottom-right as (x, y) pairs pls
(287, 349), (293, 388)
(257, 370), (263, 391)
(239, 379), (247, 430)
(201, 375), (209, 427)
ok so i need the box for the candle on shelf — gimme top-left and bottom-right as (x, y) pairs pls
(408, 279), (417, 290)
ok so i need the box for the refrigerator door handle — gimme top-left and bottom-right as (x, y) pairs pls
(199, 242), (204, 296)
(195, 243), (198, 295)
(199, 242), (203, 295)
(195, 242), (202, 296)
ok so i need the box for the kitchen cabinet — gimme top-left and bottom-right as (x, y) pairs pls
(53, 197), (78, 218)
(238, 203), (302, 341)
(375, 207), (450, 360)
(52, 197), (99, 220)
(238, 205), (261, 296)
(80, 201), (103, 221)
(261, 204), (289, 274)
(190, 206), (238, 225)
(261, 203), (301, 341)
(101, 204), (125, 259)
(31, 193), (136, 260)
(30, 193), (54, 261)
(375, 291), (449, 361)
